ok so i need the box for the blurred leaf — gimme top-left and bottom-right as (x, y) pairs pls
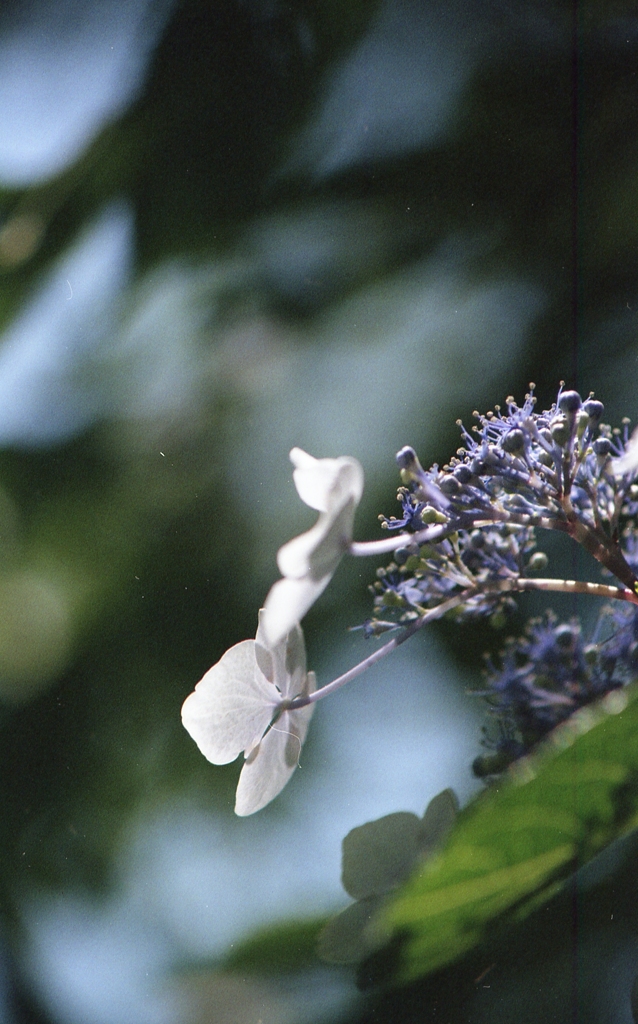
(342, 812), (423, 900)
(318, 897), (384, 966)
(343, 791), (459, 902)
(320, 791), (458, 966)
(221, 916), (328, 975)
(418, 788), (458, 856)
(0, 0), (379, 319)
(383, 685), (638, 984)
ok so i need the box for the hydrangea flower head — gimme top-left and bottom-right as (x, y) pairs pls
(261, 448), (364, 646)
(181, 611), (316, 815)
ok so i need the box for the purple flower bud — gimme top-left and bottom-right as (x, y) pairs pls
(582, 399), (603, 422)
(558, 390), (582, 414)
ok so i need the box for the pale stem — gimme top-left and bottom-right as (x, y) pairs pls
(501, 577), (638, 603)
(349, 529), (444, 557)
(285, 592), (466, 711)
(284, 576), (638, 712)
(349, 512), (561, 558)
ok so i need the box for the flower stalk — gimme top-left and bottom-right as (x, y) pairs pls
(284, 575), (638, 712)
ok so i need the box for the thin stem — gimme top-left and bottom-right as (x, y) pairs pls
(349, 510), (563, 558)
(285, 575), (638, 712)
(351, 511), (638, 596)
(501, 577), (638, 604)
(349, 528), (445, 557)
(286, 593), (467, 710)
(562, 515), (638, 592)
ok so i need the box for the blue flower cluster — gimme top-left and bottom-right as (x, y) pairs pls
(367, 522), (541, 632)
(475, 595), (638, 776)
(366, 386), (638, 638)
(364, 385), (638, 771)
(384, 385), (630, 543)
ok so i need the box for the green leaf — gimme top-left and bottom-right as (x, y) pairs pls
(383, 686), (638, 984)
(342, 812), (423, 899)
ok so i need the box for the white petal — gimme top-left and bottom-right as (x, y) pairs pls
(181, 639), (277, 765)
(612, 426), (638, 477)
(260, 574), (332, 649)
(277, 518), (336, 580)
(255, 611), (307, 696)
(260, 452), (364, 643)
(281, 621), (308, 695)
(289, 448), (337, 512)
(234, 677), (316, 816)
(328, 457), (364, 509)
(277, 494), (359, 580)
(253, 614), (276, 684)
(290, 449), (364, 514)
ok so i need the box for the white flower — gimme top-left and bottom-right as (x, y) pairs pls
(181, 611), (316, 816)
(612, 426), (638, 477)
(261, 448), (364, 647)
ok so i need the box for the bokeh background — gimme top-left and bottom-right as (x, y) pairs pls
(0, 1), (637, 1021)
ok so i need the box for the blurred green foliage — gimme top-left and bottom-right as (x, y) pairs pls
(1, 0), (638, 1021)
(319, 790), (458, 966)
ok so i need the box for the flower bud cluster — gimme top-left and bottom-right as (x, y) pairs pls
(366, 522), (540, 633)
(366, 385), (638, 637)
(474, 591), (638, 777)
(383, 385), (633, 540)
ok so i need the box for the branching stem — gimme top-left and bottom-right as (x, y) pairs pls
(350, 512), (638, 593)
(284, 575), (638, 712)
(285, 592), (465, 711)
(349, 510), (562, 558)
